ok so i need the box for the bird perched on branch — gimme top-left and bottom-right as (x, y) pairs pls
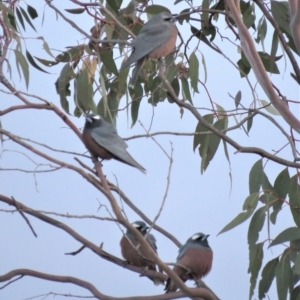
(82, 113), (146, 173)
(120, 11), (178, 88)
(120, 221), (164, 285)
(165, 232), (213, 293)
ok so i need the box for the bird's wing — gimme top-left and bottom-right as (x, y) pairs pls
(176, 244), (189, 260)
(90, 126), (129, 152)
(147, 234), (158, 252)
(121, 22), (171, 69)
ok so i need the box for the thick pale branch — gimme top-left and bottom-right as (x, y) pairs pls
(226, 0), (300, 133)
(0, 195), (218, 300)
(0, 268), (217, 300)
(0, 104), (52, 116)
(0, 194), (166, 283)
(253, 0), (300, 81)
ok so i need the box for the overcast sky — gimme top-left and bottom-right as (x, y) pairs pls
(0, 1), (299, 300)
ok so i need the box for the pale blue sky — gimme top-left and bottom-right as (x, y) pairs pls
(0, 1), (299, 299)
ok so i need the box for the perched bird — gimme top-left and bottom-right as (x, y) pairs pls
(120, 11), (178, 87)
(165, 232), (213, 293)
(120, 221), (163, 285)
(82, 114), (146, 173)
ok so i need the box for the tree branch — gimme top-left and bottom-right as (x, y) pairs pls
(226, 0), (300, 133)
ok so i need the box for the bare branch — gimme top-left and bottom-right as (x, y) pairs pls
(226, 0), (300, 133)
(158, 68), (300, 168)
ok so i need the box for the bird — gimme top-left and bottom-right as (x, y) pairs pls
(120, 11), (178, 88)
(165, 232), (213, 293)
(82, 113), (146, 173)
(120, 221), (164, 285)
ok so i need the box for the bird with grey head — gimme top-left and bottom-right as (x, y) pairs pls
(82, 114), (146, 173)
(120, 11), (178, 88)
(120, 221), (164, 285)
(165, 232), (213, 293)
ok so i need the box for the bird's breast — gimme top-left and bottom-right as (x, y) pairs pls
(82, 131), (114, 159)
(148, 25), (178, 59)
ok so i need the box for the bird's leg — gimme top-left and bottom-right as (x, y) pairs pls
(122, 260), (131, 267)
(158, 57), (166, 77)
(139, 265), (149, 278)
(193, 275), (204, 288)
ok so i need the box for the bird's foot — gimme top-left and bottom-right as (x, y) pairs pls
(158, 57), (166, 76)
(194, 279), (204, 288)
(139, 266), (149, 277)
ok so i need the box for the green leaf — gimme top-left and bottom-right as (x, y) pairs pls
(290, 285), (300, 300)
(219, 192), (259, 234)
(248, 206), (266, 246)
(99, 48), (118, 76)
(259, 100), (280, 116)
(166, 65), (179, 84)
(270, 227), (300, 247)
(15, 7), (25, 31)
(237, 58), (251, 77)
(271, 1), (291, 36)
(41, 39), (55, 58)
(274, 168), (290, 199)
(181, 77), (192, 104)
(19, 6), (36, 31)
(55, 63), (75, 114)
(201, 53), (207, 83)
(258, 258), (279, 300)
(26, 50), (50, 73)
(199, 118), (227, 172)
(258, 52), (281, 74)
(130, 83), (143, 127)
(243, 192), (260, 211)
(167, 77), (179, 103)
(144, 5), (171, 15)
(219, 211), (253, 235)
(34, 56), (58, 67)
(247, 111), (253, 133)
(27, 5), (38, 19)
(7, 12), (18, 32)
(256, 17), (267, 52)
(97, 91), (119, 124)
(75, 69), (95, 113)
(193, 114), (214, 151)
(65, 8), (85, 14)
(270, 31), (279, 74)
(189, 52), (199, 93)
(56, 47), (83, 63)
(276, 249), (293, 300)
(118, 66), (129, 95)
(249, 243), (264, 299)
(289, 175), (300, 226)
(249, 159), (263, 194)
(14, 49), (29, 89)
(235, 90), (241, 108)
(190, 25), (221, 54)
(295, 252), (300, 276)
(242, 1), (255, 29)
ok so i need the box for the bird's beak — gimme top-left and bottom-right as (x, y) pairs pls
(171, 14), (178, 22)
(205, 234), (210, 240)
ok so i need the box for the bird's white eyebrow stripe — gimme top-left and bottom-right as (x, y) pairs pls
(191, 234), (200, 240)
(92, 115), (100, 120)
(132, 223), (140, 227)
